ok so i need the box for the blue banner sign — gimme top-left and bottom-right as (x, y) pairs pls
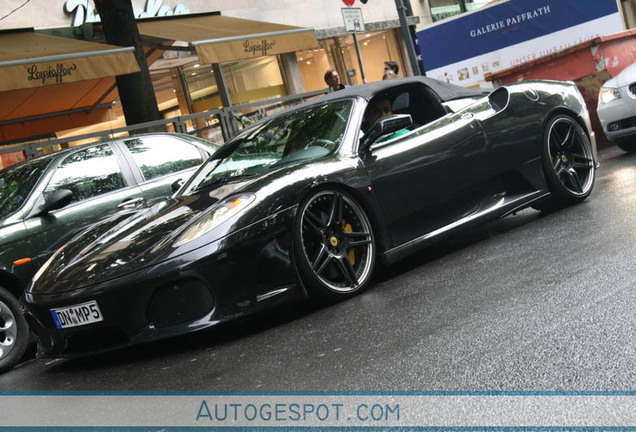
(417, 0), (621, 74)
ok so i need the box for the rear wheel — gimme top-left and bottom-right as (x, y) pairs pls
(294, 189), (376, 302)
(540, 115), (595, 208)
(615, 138), (636, 153)
(0, 287), (28, 374)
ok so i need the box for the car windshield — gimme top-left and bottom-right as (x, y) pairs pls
(0, 157), (51, 219)
(183, 99), (353, 194)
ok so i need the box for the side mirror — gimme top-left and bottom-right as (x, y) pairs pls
(359, 114), (413, 151)
(171, 179), (184, 193)
(39, 189), (73, 214)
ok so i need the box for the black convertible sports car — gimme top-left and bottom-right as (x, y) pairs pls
(23, 77), (597, 357)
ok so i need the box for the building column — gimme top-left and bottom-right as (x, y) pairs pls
(621, 0), (636, 29)
(280, 53), (306, 95)
(171, 69), (191, 116)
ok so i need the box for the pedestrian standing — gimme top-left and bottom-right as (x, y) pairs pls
(324, 69), (346, 92)
(384, 61), (399, 76)
(383, 70), (398, 80)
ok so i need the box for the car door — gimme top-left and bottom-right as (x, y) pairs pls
(118, 135), (210, 206)
(0, 156), (52, 283)
(362, 91), (490, 247)
(23, 142), (145, 271)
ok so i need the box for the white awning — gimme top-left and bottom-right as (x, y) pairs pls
(0, 32), (140, 92)
(138, 14), (319, 64)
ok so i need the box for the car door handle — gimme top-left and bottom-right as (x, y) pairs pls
(461, 112), (474, 120)
(118, 197), (144, 209)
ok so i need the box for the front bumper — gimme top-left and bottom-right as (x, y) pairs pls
(597, 86), (636, 141)
(22, 207), (299, 358)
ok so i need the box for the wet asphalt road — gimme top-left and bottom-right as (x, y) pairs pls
(1, 145), (635, 392)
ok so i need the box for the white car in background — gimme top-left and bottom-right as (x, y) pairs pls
(597, 62), (636, 152)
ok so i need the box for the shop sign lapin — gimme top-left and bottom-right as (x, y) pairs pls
(27, 63), (78, 85)
(243, 39), (276, 57)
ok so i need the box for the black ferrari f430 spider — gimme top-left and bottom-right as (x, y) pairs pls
(23, 77), (597, 357)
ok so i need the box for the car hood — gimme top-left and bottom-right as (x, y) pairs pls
(29, 175), (259, 295)
(28, 156), (354, 296)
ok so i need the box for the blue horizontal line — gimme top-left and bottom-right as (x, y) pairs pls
(3, 427), (636, 431)
(3, 390), (636, 396)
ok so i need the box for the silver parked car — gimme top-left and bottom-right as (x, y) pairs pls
(597, 62), (636, 152)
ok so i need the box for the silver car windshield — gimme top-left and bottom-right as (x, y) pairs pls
(184, 99), (353, 193)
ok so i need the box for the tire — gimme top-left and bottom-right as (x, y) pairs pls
(294, 189), (376, 302)
(540, 115), (595, 208)
(0, 287), (28, 374)
(615, 138), (636, 153)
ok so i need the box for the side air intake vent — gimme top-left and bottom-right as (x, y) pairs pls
(488, 87), (509, 112)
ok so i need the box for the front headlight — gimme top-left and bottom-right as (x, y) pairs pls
(599, 87), (621, 105)
(174, 193), (256, 247)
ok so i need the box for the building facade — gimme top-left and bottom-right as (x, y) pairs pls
(0, 0), (421, 163)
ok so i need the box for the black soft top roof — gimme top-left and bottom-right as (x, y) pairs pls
(315, 76), (490, 104)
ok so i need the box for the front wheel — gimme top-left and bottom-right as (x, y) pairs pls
(0, 287), (28, 374)
(540, 115), (595, 208)
(294, 189), (376, 302)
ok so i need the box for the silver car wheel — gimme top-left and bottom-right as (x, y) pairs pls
(0, 287), (29, 373)
(0, 298), (18, 360)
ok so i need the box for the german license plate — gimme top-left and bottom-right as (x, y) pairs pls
(50, 301), (103, 329)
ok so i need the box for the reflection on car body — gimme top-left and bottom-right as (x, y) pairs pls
(22, 77), (597, 360)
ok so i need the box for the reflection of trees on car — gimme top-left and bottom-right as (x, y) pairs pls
(190, 101), (353, 192)
(43, 145), (125, 202)
(0, 160), (50, 218)
(283, 102), (350, 151)
(123, 137), (207, 181)
(246, 101), (350, 155)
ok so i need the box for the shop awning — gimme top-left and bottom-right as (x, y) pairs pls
(137, 14), (319, 64)
(0, 32), (140, 92)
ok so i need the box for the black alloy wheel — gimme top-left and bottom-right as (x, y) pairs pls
(541, 115), (595, 207)
(295, 189), (376, 301)
(0, 287), (28, 374)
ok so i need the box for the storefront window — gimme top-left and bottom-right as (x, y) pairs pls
(339, 30), (405, 83)
(222, 56), (288, 105)
(180, 55), (289, 112)
(297, 29), (405, 92)
(182, 63), (220, 112)
(296, 46), (331, 92)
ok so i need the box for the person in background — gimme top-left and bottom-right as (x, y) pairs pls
(324, 69), (346, 92)
(384, 61), (399, 76)
(383, 70), (398, 80)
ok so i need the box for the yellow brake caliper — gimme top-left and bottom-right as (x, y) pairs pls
(342, 220), (355, 265)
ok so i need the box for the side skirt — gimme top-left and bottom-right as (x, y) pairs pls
(381, 189), (550, 265)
